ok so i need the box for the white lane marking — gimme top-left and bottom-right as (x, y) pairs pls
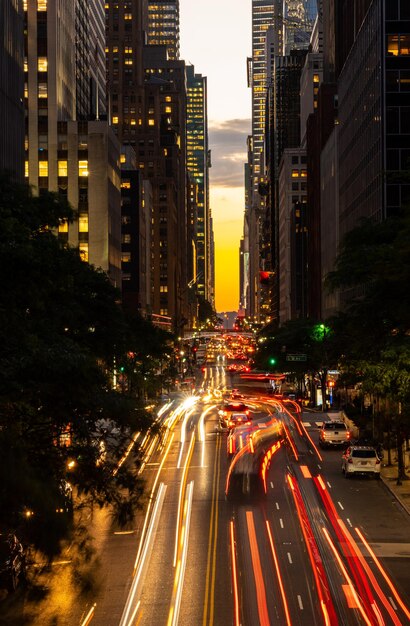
(338, 501), (344, 511)
(280, 518), (284, 528)
(327, 481), (332, 489)
(297, 595), (304, 609)
(276, 502), (280, 510)
(287, 553), (293, 564)
(389, 597), (398, 610)
(317, 464), (321, 469)
(270, 481), (274, 489)
(346, 518), (353, 527)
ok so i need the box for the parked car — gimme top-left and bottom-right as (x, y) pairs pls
(0, 533), (26, 592)
(319, 420), (350, 448)
(342, 446), (381, 478)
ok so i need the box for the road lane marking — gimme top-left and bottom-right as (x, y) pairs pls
(80, 603), (96, 626)
(275, 502), (280, 510)
(287, 553), (292, 564)
(279, 518), (284, 528)
(338, 501), (344, 510)
(297, 595), (303, 610)
(346, 518), (352, 527)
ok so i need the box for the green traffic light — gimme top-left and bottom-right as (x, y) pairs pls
(269, 357), (276, 365)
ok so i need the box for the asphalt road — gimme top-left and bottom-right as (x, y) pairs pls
(3, 366), (410, 626)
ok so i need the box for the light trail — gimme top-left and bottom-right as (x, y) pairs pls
(314, 475), (385, 626)
(167, 480), (194, 626)
(173, 431), (196, 566)
(321, 527), (374, 626)
(80, 603), (96, 626)
(266, 520), (292, 626)
(230, 522), (241, 626)
(113, 431), (141, 476)
(198, 405), (214, 467)
(355, 527), (410, 621)
(120, 483), (167, 626)
(133, 433), (174, 572)
(287, 474), (338, 625)
(246, 511), (270, 626)
(177, 407), (195, 469)
(202, 433), (222, 626)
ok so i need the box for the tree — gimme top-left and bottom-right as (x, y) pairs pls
(0, 178), (166, 554)
(325, 209), (410, 480)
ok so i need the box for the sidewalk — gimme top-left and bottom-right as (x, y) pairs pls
(380, 459), (410, 516)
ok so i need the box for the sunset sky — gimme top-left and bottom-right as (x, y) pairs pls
(179, 0), (251, 313)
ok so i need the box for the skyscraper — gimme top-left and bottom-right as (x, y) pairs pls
(186, 65), (210, 302)
(0, 0), (24, 180)
(147, 0), (180, 60)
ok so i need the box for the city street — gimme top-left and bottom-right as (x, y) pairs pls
(3, 368), (410, 626)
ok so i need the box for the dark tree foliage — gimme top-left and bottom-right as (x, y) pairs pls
(0, 178), (166, 554)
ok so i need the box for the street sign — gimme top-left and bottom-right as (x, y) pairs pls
(286, 354), (307, 362)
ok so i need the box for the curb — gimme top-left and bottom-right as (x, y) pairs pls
(380, 473), (410, 517)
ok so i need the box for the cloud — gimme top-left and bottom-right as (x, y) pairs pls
(209, 118), (251, 188)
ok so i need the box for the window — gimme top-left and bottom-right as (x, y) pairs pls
(39, 161), (48, 177)
(25, 161), (28, 177)
(387, 34), (410, 56)
(291, 169), (299, 178)
(78, 160), (89, 177)
(79, 243), (88, 262)
(59, 221), (68, 233)
(78, 215), (88, 233)
(37, 0), (47, 10)
(148, 119), (155, 126)
(122, 252), (131, 262)
(122, 233), (131, 244)
(38, 57), (48, 72)
(38, 83), (47, 98)
(58, 160), (68, 177)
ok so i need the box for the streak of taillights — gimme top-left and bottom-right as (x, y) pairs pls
(120, 483), (167, 626)
(287, 473), (339, 625)
(261, 441), (281, 493)
(246, 511), (270, 626)
(314, 476), (385, 626)
(133, 434), (174, 572)
(167, 481), (194, 626)
(138, 433), (159, 475)
(177, 407), (195, 468)
(266, 520), (292, 625)
(230, 520), (241, 626)
(355, 527), (410, 622)
(278, 402), (303, 436)
(80, 603), (96, 626)
(173, 431), (196, 566)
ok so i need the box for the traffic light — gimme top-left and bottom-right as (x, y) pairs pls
(269, 357), (276, 366)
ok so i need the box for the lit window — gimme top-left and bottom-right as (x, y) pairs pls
(291, 169), (299, 178)
(165, 106), (172, 113)
(165, 96), (172, 102)
(25, 161), (28, 177)
(79, 243), (88, 262)
(112, 116), (119, 124)
(160, 286), (168, 293)
(37, 0), (47, 10)
(387, 35), (399, 56)
(121, 180), (131, 189)
(38, 83), (47, 98)
(58, 160), (68, 177)
(120, 154), (126, 163)
(124, 13), (132, 20)
(39, 161), (48, 177)
(113, 46), (119, 53)
(400, 35), (410, 55)
(122, 252), (131, 262)
(58, 221), (68, 233)
(313, 74), (320, 84)
(148, 119), (155, 126)
(78, 160), (89, 177)
(38, 57), (48, 72)
(24, 83), (28, 98)
(79, 215), (88, 232)
(301, 170), (307, 178)
(122, 233), (131, 244)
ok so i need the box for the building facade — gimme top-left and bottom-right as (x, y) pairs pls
(0, 0), (24, 180)
(147, 0), (180, 60)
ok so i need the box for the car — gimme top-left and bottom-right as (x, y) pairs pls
(319, 420), (350, 448)
(342, 446), (381, 478)
(227, 412), (252, 431)
(0, 533), (26, 592)
(218, 402), (249, 427)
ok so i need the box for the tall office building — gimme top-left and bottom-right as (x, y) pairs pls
(147, 1), (180, 60)
(24, 0), (121, 286)
(76, 0), (106, 120)
(186, 65), (210, 302)
(0, 0), (24, 180)
(105, 1), (146, 145)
